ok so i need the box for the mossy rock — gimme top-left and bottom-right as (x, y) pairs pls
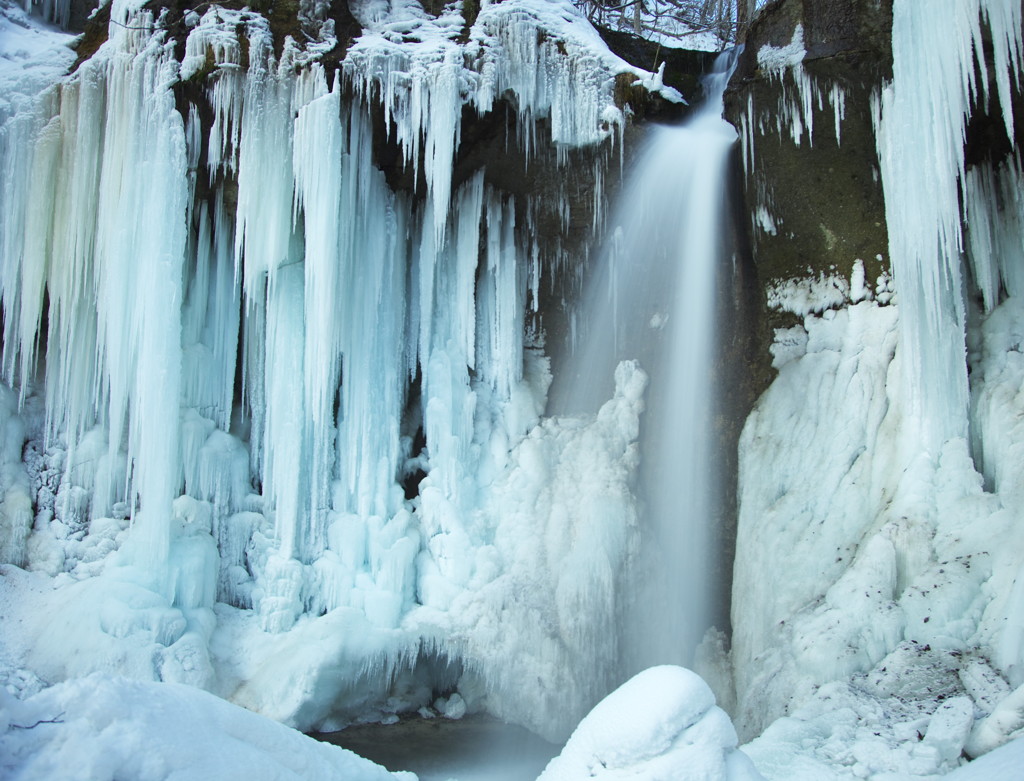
(69, 1), (110, 72)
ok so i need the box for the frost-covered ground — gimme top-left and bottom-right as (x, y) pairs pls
(729, 286), (1024, 781)
(0, 1), (75, 122)
(0, 666), (415, 781)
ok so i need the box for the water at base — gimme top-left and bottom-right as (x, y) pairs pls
(551, 50), (740, 673)
(315, 716), (560, 780)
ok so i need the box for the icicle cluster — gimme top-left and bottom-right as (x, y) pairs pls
(874, 0), (1023, 451)
(739, 23), (848, 176)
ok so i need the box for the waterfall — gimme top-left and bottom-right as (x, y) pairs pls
(552, 50), (740, 673)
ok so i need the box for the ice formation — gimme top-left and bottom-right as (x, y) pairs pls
(0, 0), (678, 742)
(6, 0), (1024, 777)
(729, 0), (1024, 776)
(740, 22), (847, 161)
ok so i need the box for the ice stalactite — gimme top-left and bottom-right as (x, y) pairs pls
(0, 16), (192, 587)
(21, 0), (72, 30)
(964, 153), (1024, 317)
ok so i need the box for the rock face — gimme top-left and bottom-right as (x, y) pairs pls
(724, 0), (893, 357)
(728, 0), (1023, 360)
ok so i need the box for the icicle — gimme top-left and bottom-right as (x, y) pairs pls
(965, 151), (1024, 311)
(983, 0), (1024, 143)
(830, 83), (846, 146)
(332, 154), (409, 522)
(263, 254), (308, 564)
(753, 23), (850, 149)
(293, 81), (344, 539)
(234, 25), (298, 299)
(478, 193), (524, 400)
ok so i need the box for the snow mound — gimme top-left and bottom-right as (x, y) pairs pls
(948, 736), (1024, 780)
(538, 665), (763, 780)
(0, 671), (415, 781)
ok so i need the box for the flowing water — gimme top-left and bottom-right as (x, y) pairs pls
(552, 50), (740, 673)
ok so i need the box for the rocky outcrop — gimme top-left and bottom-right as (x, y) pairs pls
(729, 0), (1024, 368)
(725, 0), (893, 387)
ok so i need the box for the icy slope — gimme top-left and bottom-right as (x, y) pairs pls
(0, 667), (415, 781)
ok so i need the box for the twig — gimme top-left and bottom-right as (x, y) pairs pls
(108, 18), (156, 30)
(10, 712), (65, 730)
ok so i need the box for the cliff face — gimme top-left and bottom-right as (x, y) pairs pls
(724, 0), (893, 373)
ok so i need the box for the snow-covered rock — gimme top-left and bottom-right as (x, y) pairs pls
(538, 666), (763, 781)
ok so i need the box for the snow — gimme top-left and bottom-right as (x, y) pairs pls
(0, 670), (415, 781)
(947, 737), (1024, 780)
(766, 271), (850, 316)
(538, 666), (763, 781)
(756, 23), (806, 72)
(0, 2), (73, 121)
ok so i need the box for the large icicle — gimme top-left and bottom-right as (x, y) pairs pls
(875, 0), (1023, 452)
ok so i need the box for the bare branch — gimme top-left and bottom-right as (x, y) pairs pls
(10, 712), (66, 730)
